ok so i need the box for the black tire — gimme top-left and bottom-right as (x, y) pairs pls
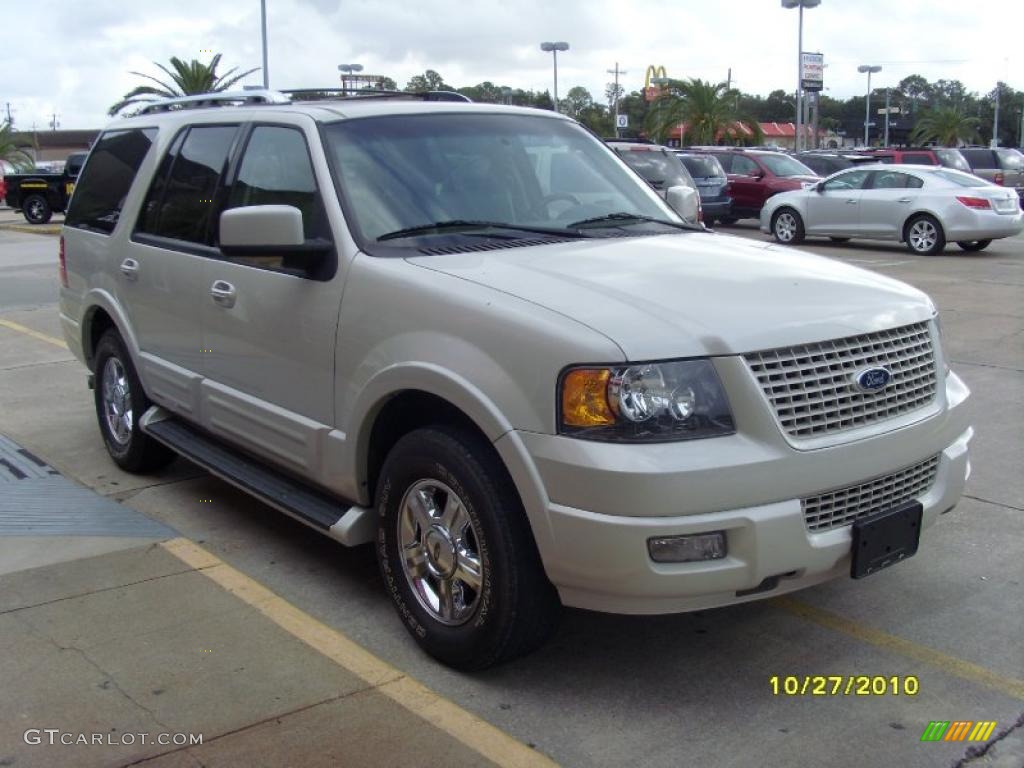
(376, 426), (560, 670)
(771, 208), (805, 244)
(93, 330), (175, 473)
(904, 214), (946, 255)
(717, 216), (738, 226)
(956, 239), (991, 252)
(22, 194), (52, 225)
(829, 237), (851, 243)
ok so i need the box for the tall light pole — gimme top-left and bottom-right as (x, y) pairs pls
(858, 64), (882, 146)
(782, 0), (820, 152)
(540, 42), (569, 113)
(338, 63), (363, 91)
(260, 0), (269, 89)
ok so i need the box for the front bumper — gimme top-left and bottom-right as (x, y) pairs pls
(502, 362), (972, 615)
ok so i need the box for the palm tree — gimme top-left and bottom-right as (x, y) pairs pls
(910, 106), (980, 146)
(0, 120), (34, 171)
(646, 78), (763, 146)
(108, 54), (260, 116)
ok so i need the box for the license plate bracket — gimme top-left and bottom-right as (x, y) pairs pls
(850, 501), (923, 579)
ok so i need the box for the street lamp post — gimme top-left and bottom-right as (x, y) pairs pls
(260, 0), (269, 89)
(858, 64), (882, 146)
(338, 63), (364, 92)
(540, 41), (569, 113)
(782, 0), (821, 152)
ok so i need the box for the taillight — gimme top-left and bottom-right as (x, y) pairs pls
(956, 196), (992, 210)
(994, 172), (1005, 186)
(59, 235), (68, 287)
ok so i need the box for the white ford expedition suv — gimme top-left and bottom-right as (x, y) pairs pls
(58, 90), (972, 670)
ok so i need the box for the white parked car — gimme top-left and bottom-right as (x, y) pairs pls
(761, 165), (1024, 254)
(59, 92), (971, 669)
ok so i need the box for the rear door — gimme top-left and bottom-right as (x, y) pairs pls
(198, 120), (343, 479)
(126, 123), (239, 417)
(857, 170), (923, 238)
(804, 168), (871, 236)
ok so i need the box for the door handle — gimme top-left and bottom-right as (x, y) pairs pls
(845, 199), (858, 204)
(119, 258), (140, 279)
(210, 280), (236, 308)
(896, 197), (912, 203)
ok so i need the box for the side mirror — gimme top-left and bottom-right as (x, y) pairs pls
(665, 185), (700, 226)
(815, 181), (825, 193)
(219, 205), (331, 261)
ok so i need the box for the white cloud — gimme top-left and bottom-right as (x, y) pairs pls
(1, 0), (1021, 130)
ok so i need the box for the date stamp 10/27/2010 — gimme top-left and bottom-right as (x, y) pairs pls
(769, 675), (920, 696)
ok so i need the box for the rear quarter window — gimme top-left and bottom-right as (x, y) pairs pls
(65, 128), (157, 234)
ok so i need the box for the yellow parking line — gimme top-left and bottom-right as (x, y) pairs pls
(0, 319), (69, 349)
(161, 537), (557, 768)
(775, 597), (1024, 701)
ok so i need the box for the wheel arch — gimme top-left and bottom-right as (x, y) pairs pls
(80, 292), (139, 372)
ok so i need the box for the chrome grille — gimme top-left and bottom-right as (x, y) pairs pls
(802, 455), (940, 531)
(745, 322), (937, 439)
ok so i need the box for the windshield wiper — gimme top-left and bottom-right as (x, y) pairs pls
(568, 212), (701, 232)
(377, 220), (587, 242)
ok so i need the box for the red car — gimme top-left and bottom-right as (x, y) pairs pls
(689, 149), (819, 222)
(857, 147), (972, 173)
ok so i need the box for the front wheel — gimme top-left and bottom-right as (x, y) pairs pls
(376, 426), (560, 670)
(772, 208), (805, 244)
(92, 331), (176, 473)
(23, 194), (52, 224)
(904, 214), (946, 255)
(957, 239), (991, 252)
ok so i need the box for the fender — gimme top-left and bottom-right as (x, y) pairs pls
(79, 289), (140, 369)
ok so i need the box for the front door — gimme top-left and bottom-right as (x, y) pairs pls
(199, 122), (343, 479)
(805, 168), (871, 236)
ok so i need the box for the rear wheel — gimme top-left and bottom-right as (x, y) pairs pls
(956, 239), (991, 252)
(904, 214), (945, 255)
(716, 216), (737, 226)
(771, 208), (805, 245)
(377, 426), (560, 670)
(23, 194), (52, 225)
(93, 330), (175, 473)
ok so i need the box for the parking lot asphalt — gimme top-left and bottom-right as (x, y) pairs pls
(0, 223), (1021, 767)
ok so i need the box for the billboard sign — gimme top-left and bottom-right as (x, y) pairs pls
(801, 52), (824, 91)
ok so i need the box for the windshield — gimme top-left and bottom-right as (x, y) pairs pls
(323, 114), (678, 244)
(758, 154), (816, 178)
(678, 155), (725, 179)
(931, 169), (991, 188)
(935, 149), (971, 172)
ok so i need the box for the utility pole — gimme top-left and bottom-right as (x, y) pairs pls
(884, 88), (890, 147)
(3, 102), (13, 127)
(607, 62), (627, 137)
(727, 67), (731, 90)
(49, 113), (60, 131)
(992, 81), (1000, 148)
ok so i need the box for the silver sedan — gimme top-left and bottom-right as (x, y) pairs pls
(760, 164), (1023, 255)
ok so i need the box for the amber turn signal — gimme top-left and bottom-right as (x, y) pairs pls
(561, 369), (615, 427)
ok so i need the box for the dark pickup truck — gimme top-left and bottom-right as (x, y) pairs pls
(3, 152), (88, 224)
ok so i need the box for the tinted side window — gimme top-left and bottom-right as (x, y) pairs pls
(226, 126), (324, 239)
(730, 155), (759, 175)
(139, 125), (237, 244)
(713, 154), (733, 172)
(823, 169), (870, 191)
(901, 153), (933, 165)
(960, 149), (996, 169)
(65, 129), (156, 235)
(871, 171), (919, 189)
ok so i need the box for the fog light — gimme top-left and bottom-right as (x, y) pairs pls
(647, 532), (727, 563)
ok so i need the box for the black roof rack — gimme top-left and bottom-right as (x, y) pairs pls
(280, 88), (472, 103)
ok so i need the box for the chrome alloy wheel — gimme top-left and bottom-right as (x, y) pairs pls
(908, 219), (938, 252)
(774, 211), (797, 242)
(398, 479), (484, 626)
(101, 357), (133, 446)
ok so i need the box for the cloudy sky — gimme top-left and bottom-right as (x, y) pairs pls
(3, 0), (1022, 130)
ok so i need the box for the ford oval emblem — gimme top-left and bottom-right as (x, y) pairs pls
(853, 367), (892, 393)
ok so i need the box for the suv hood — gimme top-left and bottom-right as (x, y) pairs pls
(407, 233), (933, 360)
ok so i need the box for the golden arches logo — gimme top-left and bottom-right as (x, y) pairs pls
(644, 65), (667, 89)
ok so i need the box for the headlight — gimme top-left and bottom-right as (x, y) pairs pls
(559, 359), (735, 442)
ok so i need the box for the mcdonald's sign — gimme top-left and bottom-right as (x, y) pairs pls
(644, 65), (668, 102)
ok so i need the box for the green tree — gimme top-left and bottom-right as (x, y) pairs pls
(648, 78), (762, 145)
(405, 70), (451, 92)
(108, 54), (259, 116)
(562, 86), (594, 119)
(910, 106), (981, 146)
(0, 120), (34, 171)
